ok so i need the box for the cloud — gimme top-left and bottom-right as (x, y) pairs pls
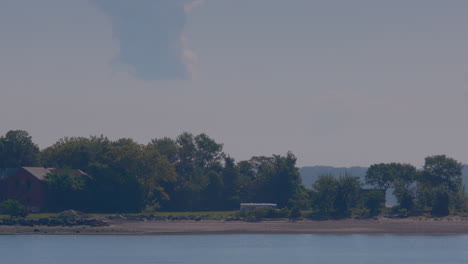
(92, 0), (202, 80)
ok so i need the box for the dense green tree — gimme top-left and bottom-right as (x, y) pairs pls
(334, 175), (362, 216)
(0, 199), (26, 218)
(221, 157), (242, 209)
(430, 186), (450, 216)
(420, 155), (463, 194)
(41, 136), (177, 212)
(149, 137), (178, 164)
(202, 170), (225, 210)
(0, 130), (40, 168)
(163, 132), (226, 211)
(194, 134), (224, 168)
(366, 163), (416, 190)
(44, 170), (87, 211)
(289, 206), (302, 220)
(366, 163), (417, 210)
(365, 163), (395, 192)
(249, 152), (302, 208)
(41, 136), (110, 169)
(362, 190), (385, 215)
(311, 175), (338, 214)
(417, 155), (464, 215)
(175, 132), (197, 178)
(139, 145), (177, 210)
(92, 138), (176, 212)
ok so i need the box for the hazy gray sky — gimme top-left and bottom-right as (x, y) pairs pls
(1, 0), (467, 167)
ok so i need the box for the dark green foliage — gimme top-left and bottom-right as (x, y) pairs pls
(362, 190), (385, 215)
(289, 206), (302, 219)
(420, 155), (463, 194)
(0, 130), (40, 168)
(366, 163), (416, 191)
(365, 163), (418, 212)
(365, 156), (464, 216)
(221, 157), (243, 210)
(2, 129), (465, 217)
(149, 137), (178, 163)
(393, 183), (415, 211)
(41, 136), (177, 213)
(311, 174), (362, 217)
(334, 175), (362, 216)
(311, 175), (338, 215)
(203, 170), (224, 210)
(164, 132), (225, 211)
(365, 164), (395, 191)
(417, 155), (464, 215)
(431, 186), (450, 216)
(44, 171), (87, 211)
(248, 152), (303, 208)
(0, 199), (26, 218)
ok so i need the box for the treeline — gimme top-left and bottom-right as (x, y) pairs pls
(0, 130), (306, 213)
(0, 130), (466, 216)
(365, 159), (466, 216)
(311, 157), (467, 217)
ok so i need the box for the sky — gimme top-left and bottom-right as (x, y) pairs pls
(1, 0), (467, 167)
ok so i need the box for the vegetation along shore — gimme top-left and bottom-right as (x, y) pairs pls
(0, 129), (467, 234)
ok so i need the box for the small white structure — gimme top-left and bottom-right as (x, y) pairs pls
(240, 203), (277, 212)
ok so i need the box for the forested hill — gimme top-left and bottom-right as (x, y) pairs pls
(300, 165), (468, 190)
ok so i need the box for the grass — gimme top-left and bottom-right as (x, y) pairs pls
(153, 211), (235, 217)
(1, 211), (237, 220)
(0, 213), (60, 219)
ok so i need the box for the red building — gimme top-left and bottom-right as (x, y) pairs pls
(0, 167), (87, 212)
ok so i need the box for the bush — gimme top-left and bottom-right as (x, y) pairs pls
(431, 187), (450, 216)
(362, 190), (385, 215)
(0, 199), (27, 218)
(352, 208), (372, 219)
(288, 207), (302, 219)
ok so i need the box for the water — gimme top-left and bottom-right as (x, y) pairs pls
(0, 235), (467, 264)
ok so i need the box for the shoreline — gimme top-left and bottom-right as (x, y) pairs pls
(1, 218), (468, 235)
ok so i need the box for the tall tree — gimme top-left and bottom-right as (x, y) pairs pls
(418, 155), (464, 215)
(420, 155), (463, 194)
(365, 163), (395, 192)
(0, 130), (40, 168)
(222, 157), (242, 209)
(149, 137), (178, 164)
(366, 163), (417, 210)
(44, 170), (87, 211)
(311, 175), (338, 214)
(334, 175), (362, 215)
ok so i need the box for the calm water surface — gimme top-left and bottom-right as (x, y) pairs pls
(0, 235), (467, 264)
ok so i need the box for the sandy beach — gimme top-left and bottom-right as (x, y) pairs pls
(1, 218), (468, 235)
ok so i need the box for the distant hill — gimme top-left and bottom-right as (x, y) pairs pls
(299, 166), (368, 189)
(300, 165), (468, 206)
(300, 165), (468, 189)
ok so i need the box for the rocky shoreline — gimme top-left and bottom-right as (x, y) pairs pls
(0, 217), (109, 227)
(1, 217), (468, 235)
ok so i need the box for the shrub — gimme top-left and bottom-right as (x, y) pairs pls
(288, 207), (302, 219)
(0, 199), (27, 218)
(362, 190), (385, 215)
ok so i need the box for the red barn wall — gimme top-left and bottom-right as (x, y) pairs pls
(0, 169), (47, 212)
